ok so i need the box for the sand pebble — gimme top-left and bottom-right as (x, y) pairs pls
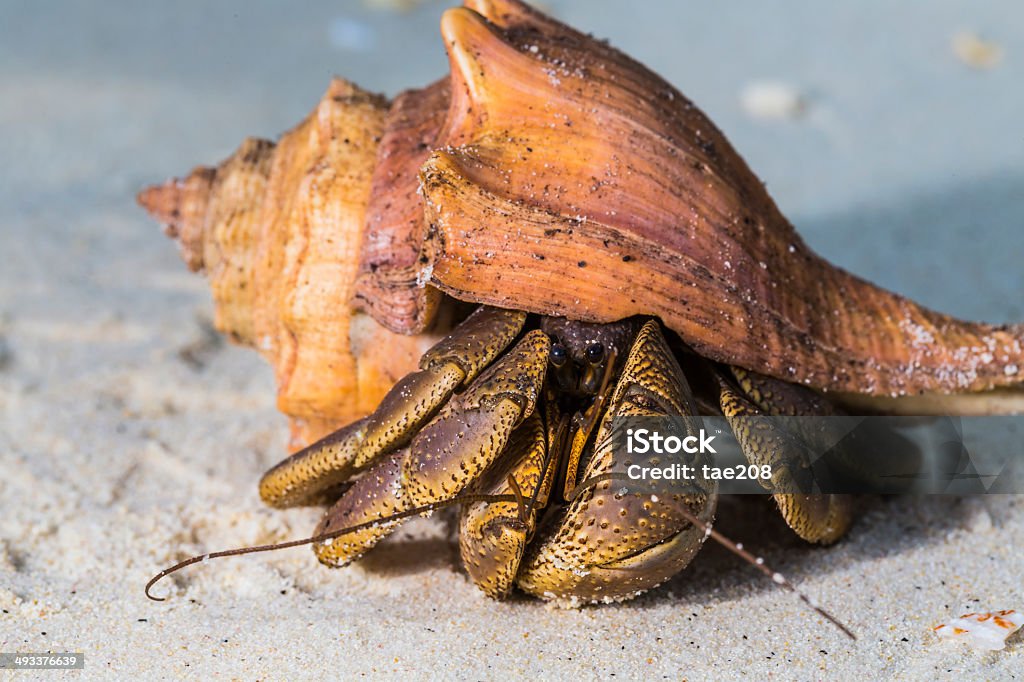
(952, 31), (1004, 69)
(739, 81), (807, 120)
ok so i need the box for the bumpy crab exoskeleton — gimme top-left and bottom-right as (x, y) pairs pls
(257, 306), (854, 603)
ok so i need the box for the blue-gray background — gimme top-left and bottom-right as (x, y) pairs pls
(1, 2), (1021, 678)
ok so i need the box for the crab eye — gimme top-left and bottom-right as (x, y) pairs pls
(550, 343), (568, 367)
(585, 342), (605, 364)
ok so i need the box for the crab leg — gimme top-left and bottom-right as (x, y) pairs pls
(719, 367), (852, 544)
(310, 447), (413, 566)
(459, 405), (558, 598)
(259, 306), (525, 507)
(313, 330), (550, 567)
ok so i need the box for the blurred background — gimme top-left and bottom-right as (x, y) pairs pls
(3, 0), (1021, 323)
(0, 1), (1021, 677)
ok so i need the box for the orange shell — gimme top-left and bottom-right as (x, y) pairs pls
(356, 78), (450, 334)
(140, 0), (1024, 448)
(138, 79), (442, 449)
(417, 1), (1024, 397)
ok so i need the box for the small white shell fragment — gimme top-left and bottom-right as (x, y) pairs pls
(739, 81), (807, 120)
(933, 610), (1024, 651)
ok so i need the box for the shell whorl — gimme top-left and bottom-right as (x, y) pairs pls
(139, 79), (441, 449)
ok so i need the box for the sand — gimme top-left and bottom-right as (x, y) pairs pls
(1, 1), (1022, 678)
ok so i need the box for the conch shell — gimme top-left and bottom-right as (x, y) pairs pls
(415, 1), (1024, 397)
(138, 79), (443, 449)
(139, 0), (1023, 446)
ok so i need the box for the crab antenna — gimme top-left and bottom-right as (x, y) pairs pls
(144, 491), (522, 601)
(575, 349), (619, 445)
(147, 403), (571, 602)
(568, 472), (857, 641)
(506, 474), (529, 525)
(674, 500), (857, 641)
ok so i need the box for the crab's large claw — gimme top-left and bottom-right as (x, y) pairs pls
(312, 329), (550, 567)
(516, 321), (717, 604)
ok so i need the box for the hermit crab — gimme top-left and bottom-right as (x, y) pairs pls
(139, 0), (1023, 614)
